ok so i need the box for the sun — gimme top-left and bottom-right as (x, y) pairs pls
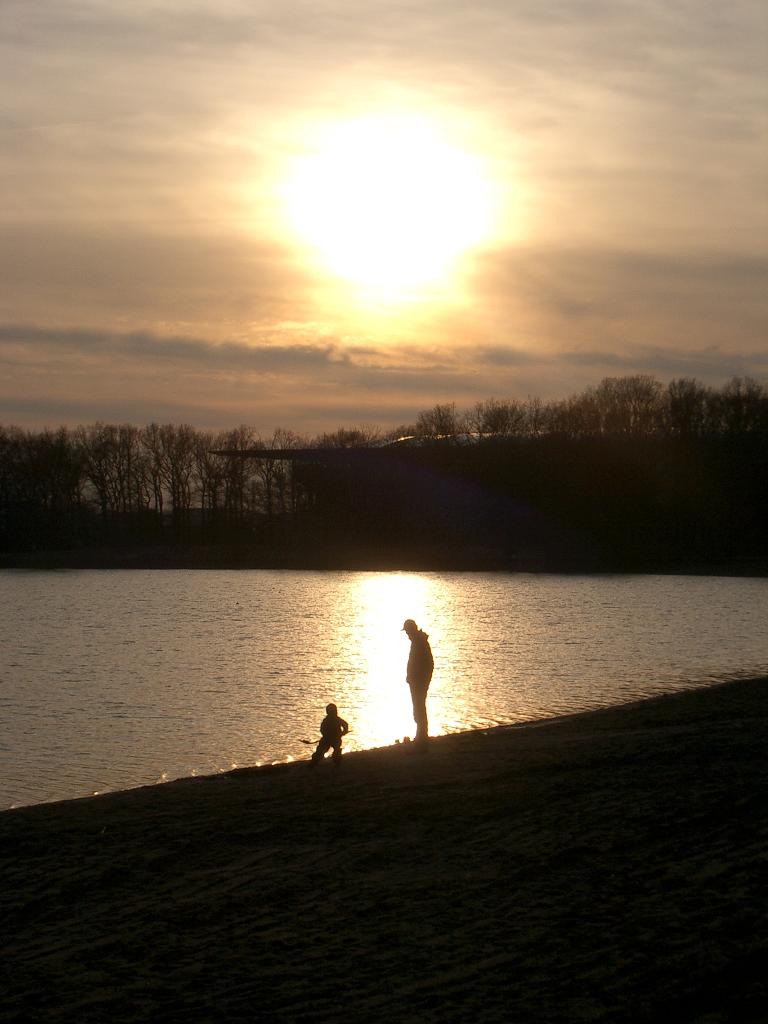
(282, 114), (497, 299)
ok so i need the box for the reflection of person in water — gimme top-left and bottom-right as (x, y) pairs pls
(311, 703), (349, 764)
(402, 618), (434, 747)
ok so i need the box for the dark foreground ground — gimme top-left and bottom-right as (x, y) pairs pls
(1, 677), (766, 1023)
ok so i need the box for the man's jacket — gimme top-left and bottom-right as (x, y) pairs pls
(407, 630), (434, 688)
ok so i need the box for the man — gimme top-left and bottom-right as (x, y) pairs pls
(402, 618), (434, 747)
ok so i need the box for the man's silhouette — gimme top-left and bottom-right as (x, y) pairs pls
(402, 618), (434, 747)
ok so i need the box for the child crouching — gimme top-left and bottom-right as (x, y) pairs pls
(311, 703), (349, 764)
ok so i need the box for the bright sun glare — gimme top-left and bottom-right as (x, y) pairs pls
(349, 572), (439, 747)
(282, 114), (497, 299)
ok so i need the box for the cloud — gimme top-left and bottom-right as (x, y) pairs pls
(2, 321), (764, 435)
(0, 323), (350, 373)
(559, 344), (767, 380)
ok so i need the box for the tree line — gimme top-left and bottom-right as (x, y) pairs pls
(1, 374), (767, 568)
(411, 374), (768, 439)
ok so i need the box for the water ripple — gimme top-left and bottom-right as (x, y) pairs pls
(1, 569), (766, 807)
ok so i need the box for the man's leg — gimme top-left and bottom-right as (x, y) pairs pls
(410, 685), (429, 743)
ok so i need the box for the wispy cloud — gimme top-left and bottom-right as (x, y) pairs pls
(2, 322), (764, 434)
(0, 324), (350, 373)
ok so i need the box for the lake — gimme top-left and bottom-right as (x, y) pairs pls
(1, 570), (766, 808)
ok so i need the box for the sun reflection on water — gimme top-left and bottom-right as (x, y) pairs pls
(332, 572), (461, 751)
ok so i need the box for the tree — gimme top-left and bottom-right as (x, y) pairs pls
(215, 425), (256, 521)
(313, 425), (381, 448)
(589, 376), (663, 435)
(192, 430), (224, 531)
(523, 396), (547, 437)
(152, 424), (197, 537)
(76, 423), (120, 521)
(467, 398), (527, 437)
(715, 376), (767, 434)
(663, 378), (711, 437)
(254, 428), (303, 518)
(0, 426), (87, 549)
(140, 423), (166, 518)
(415, 402), (466, 438)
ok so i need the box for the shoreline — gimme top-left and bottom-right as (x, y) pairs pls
(4, 675), (764, 813)
(2, 544), (767, 576)
(2, 676), (766, 1022)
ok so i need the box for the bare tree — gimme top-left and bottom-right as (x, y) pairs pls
(542, 399), (571, 436)
(76, 423), (123, 520)
(145, 424), (197, 535)
(263, 427), (304, 515)
(415, 402), (466, 438)
(467, 398), (527, 437)
(663, 378), (712, 437)
(589, 376), (663, 435)
(523, 396), (546, 437)
(215, 425), (256, 520)
(140, 423), (166, 517)
(193, 430), (225, 527)
(313, 425), (382, 447)
(714, 376), (767, 434)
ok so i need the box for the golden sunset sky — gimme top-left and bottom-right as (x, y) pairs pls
(2, 0), (766, 433)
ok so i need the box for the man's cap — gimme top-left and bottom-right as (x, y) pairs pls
(402, 618), (417, 632)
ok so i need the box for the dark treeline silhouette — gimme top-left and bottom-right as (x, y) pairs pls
(1, 375), (767, 570)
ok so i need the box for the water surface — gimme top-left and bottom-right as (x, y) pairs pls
(1, 570), (766, 807)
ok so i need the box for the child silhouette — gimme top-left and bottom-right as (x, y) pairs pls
(311, 703), (349, 765)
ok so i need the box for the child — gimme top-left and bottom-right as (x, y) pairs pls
(311, 703), (349, 764)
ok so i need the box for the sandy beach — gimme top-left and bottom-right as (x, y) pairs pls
(2, 676), (766, 1023)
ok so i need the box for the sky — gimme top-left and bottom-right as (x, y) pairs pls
(2, 0), (766, 436)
